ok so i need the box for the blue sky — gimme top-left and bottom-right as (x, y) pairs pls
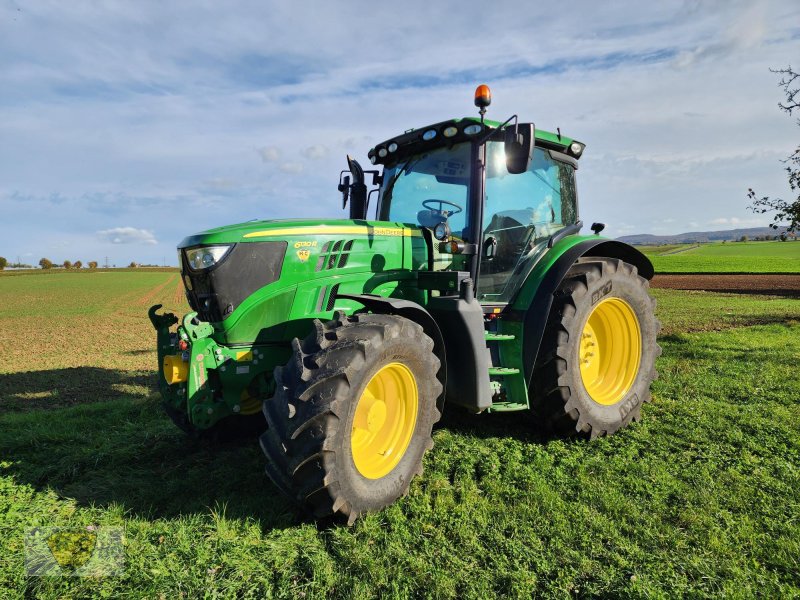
(1, 0), (798, 266)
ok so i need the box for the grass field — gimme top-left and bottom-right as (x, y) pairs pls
(1, 272), (799, 598)
(638, 240), (800, 273)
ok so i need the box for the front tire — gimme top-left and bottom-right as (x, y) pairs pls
(533, 257), (660, 437)
(260, 312), (442, 524)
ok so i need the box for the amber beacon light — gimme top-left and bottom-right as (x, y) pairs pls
(474, 84), (492, 108)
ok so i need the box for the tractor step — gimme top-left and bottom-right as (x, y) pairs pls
(484, 332), (515, 341)
(488, 367), (520, 376)
(488, 401), (529, 412)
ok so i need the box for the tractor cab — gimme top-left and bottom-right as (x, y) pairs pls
(340, 85), (585, 305)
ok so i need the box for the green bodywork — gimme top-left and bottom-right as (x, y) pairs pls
(150, 119), (646, 430)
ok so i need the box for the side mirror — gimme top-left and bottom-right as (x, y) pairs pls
(483, 236), (497, 260)
(504, 123), (535, 174)
(337, 156), (368, 218)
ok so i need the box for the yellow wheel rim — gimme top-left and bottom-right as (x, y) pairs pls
(239, 389), (262, 415)
(579, 297), (642, 406)
(351, 362), (418, 479)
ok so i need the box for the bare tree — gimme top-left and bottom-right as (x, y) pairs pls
(748, 66), (800, 233)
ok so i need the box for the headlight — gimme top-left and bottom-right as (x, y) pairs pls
(185, 245), (233, 271)
(433, 221), (451, 242)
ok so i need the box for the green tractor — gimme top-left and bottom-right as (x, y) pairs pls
(150, 85), (659, 523)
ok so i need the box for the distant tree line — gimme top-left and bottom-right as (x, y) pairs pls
(2, 257), (168, 271)
(0, 257), (37, 270)
(37, 258), (101, 270)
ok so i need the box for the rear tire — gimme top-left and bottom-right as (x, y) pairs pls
(533, 257), (660, 438)
(260, 312), (442, 524)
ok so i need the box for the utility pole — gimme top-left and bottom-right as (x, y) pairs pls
(104, 256), (109, 268)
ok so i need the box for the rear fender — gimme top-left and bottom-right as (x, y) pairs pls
(514, 239), (653, 384)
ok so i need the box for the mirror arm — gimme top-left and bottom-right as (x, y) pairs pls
(477, 114), (518, 146)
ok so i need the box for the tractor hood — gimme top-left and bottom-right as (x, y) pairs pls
(177, 218), (427, 328)
(177, 218), (419, 248)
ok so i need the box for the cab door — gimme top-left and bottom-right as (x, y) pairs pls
(478, 143), (578, 303)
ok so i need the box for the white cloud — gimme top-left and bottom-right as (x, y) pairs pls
(257, 146), (281, 162)
(278, 162), (304, 174)
(708, 217), (766, 227)
(97, 227), (158, 245)
(302, 144), (329, 160)
(202, 178), (237, 190)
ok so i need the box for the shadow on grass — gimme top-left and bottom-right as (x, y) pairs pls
(438, 405), (551, 444)
(0, 369), (299, 530)
(0, 367), (155, 413)
(0, 368), (558, 531)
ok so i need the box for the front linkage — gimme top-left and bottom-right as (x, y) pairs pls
(148, 304), (272, 431)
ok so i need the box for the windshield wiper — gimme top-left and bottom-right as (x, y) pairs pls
(381, 157), (419, 204)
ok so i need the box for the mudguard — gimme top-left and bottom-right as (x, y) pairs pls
(515, 239), (653, 384)
(336, 293), (448, 412)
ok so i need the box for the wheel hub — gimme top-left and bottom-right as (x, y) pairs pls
(579, 297), (642, 406)
(351, 362), (418, 479)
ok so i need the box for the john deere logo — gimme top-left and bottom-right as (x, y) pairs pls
(296, 249), (311, 262)
(46, 530), (97, 571)
(25, 526), (124, 577)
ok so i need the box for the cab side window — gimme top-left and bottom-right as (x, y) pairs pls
(479, 144), (577, 300)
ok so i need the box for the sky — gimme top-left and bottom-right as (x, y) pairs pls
(1, 0), (798, 266)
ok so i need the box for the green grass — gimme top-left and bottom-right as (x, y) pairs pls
(645, 241), (800, 273)
(1, 274), (799, 597)
(651, 289), (800, 334)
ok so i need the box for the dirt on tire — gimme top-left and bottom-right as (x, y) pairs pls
(651, 274), (800, 297)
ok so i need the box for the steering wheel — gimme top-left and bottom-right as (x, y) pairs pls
(422, 199), (463, 216)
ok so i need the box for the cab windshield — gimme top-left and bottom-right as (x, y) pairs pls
(377, 143), (471, 237)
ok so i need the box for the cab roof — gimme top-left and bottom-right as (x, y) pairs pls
(368, 117), (584, 168)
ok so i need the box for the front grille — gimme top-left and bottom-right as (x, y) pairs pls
(182, 241), (287, 322)
(315, 239), (355, 271)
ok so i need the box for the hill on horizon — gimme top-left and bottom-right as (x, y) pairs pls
(616, 226), (792, 245)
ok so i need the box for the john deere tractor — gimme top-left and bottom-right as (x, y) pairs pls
(150, 85), (659, 523)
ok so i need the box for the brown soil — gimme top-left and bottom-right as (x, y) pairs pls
(651, 274), (800, 297)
